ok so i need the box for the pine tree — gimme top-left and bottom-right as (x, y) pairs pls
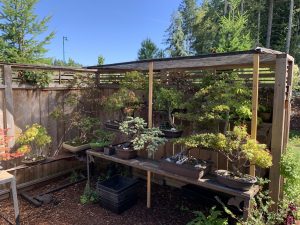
(137, 38), (160, 60)
(216, 1), (252, 52)
(178, 0), (198, 54)
(0, 0), (55, 63)
(165, 11), (187, 57)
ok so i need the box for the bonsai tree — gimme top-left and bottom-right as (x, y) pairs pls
(176, 125), (272, 177)
(154, 87), (184, 129)
(119, 117), (166, 154)
(175, 72), (252, 133)
(16, 124), (52, 161)
(101, 71), (147, 121)
(90, 129), (115, 150)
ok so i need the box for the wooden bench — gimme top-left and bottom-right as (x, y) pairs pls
(86, 150), (259, 220)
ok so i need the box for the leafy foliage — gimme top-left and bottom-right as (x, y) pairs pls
(16, 123), (51, 157)
(154, 87), (184, 128)
(18, 70), (52, 88)
(0, 0), (55, 63)
(175, 72), (251, 131)
(120, 71), (147, 90)
(0, 128), (23, 162)
(281, 145), (300, 205)
(176, 126), (272, 175)
(80, 183), (99, 205)
(119, 117), (166, 154)
(97, 55), (105, 65)
(187, 206), (228, 225)
(52, 58), (82, 67)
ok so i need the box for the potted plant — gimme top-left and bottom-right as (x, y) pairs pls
(154, 87), (184, 138)
(175, 72), (252, 133)
(176, 125), (272, 190)
(102, 71), (146, 130)
(16, 124), (52, 165)
(160, 152), (212, 180)
(62, 117), (106, 153)
(89, 129), (115, 152)
(117, 117), (166, 159)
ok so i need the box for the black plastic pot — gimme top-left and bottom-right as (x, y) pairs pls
(104, 146), (115, 156)
(215, 170), (257, 191)
(161, 129), (183, 139)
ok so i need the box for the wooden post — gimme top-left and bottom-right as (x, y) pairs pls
(250, 54), (260, 176)
(148, 62), (154, 128)
(269, 54), (288, 209)
(3, 65), (15, 147)
(147, 170), (151, 208)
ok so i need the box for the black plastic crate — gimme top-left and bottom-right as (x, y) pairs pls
(97, 176), (139, 213)
(100, 197), (137, 214)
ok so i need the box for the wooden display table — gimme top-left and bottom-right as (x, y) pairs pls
(86, 150), (259, 220)
(0, 171), (20, 225)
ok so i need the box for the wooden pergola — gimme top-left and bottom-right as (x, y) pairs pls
(88, 47), (294, 208)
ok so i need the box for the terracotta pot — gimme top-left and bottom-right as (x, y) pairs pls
(215, 170), (257, 191)
(62, 142), (90, 153)
(160, 159), (211, 180)
(116, 147), (137, 160)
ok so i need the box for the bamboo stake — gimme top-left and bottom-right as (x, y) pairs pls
(148, 62), (154, 128)
(147, 171), (151, 208)
(250, 54), (260, 176)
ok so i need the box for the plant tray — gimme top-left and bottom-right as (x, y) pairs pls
(161, 129), (183, 139)
(62, 142), (90, 153)
(159, 160), (211, 180)
(215, 170), (257, 191)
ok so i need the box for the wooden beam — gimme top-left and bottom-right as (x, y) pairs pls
(3, 65), (15, 147)
(147, 170), (151, 208)
(250, 54), (260, 176)
(269, 54), (288, 209)
(148, 62), (154, 128)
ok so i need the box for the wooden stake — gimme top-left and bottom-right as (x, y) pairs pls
(250, 54), (260, 176)
(148, 62), (154, 128)
(147, 171), (151, 208)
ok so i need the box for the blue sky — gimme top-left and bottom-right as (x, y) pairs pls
(35, 0), (182, 66)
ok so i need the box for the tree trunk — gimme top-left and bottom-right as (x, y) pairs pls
(266, 0), (274, 48)
(257, 0), (261, 45)
(224, 0), (228, 15)
(286, 0), (294, 53)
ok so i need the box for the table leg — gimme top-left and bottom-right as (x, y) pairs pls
(11, 178), (20, 225)
(147, 171), (151, 208)
(87, 154), (90, 188)
(243, 198), (251, 221)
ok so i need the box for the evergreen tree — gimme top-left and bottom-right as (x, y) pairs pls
(137, 38), (161, 60)
(0, 0), (55, 63)
(98, 55), (105, 65)
(165, 11), (187, 57)
(52, 58), (82, 67)
(216, 1), (252, 52)
(178, 0), (198, 54)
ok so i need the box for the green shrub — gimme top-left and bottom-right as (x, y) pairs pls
(187, 207), (228, 225)
(18, 70), (52, 88)
(80, 183), (99, 205)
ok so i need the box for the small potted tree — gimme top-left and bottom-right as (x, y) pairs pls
(102, 71), (146, 130)
(16, 124), (52, 165)
(62, 117), (107, 153)
(154, 87), (184, 138)
(116, 117), (166, 159)
(176, 125), (272, 190)
(89, 129), (115, 152)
